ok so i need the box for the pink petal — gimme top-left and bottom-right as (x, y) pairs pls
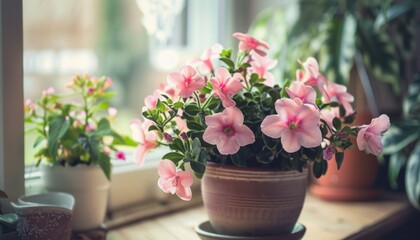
(224, 78), (243, 96)
(261, 115), (285, 138)
(281, 130), (301, 153)
(217, 135), (240, 155)
(232, 32), (247, 40)
(216, 67), (231, 82)
(177, 171), (193, 187)
(224, 107), (244, 126)
(134, 145), (147, 167)
(167, 72), (183, 86)
(365, 133), (383, 155)
(203, 126), (223, 145)
(357, 126), (368, 151)
(297, 126), (322, 149)
(219, 93), (236, 108)
(235, 125), (255, 146)
(253, 48), (267, 57)
(181, 65), (196, 79)
(130, 119), (144, 143)
(205, 113), (225, 128)
(367, 114), (390, 135)
(176, 186), (192, 201)
(158, 177), (176, 194)
(158, 160), (177, 178)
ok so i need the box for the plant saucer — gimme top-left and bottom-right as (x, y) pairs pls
(195, 221), (306, 240)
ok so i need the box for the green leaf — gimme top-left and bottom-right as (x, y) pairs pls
(156, 99), (166, 113)
(332, 117), (342, 130)
(170, 138), (185, 153)
(382, 125), (420, 154)
(388, 150), (406, 189)
(162, 152), (184, 162)
(187, 121), (205, 131)
(174, 102), (184, 108)
(0, 190), (8, 198)
(94, 118), (113, 137)
(335, 152), (344, 170)
(220, 58), (235, 69)
(313, 159), (328, 178)
(190, 160), (206, 174)
(184, 104), (201, 116)
(405, 143), (420, 209)
(33, 136), (45, 148)
(220, 49), (232, 58)
(98, 152), (111, 180)
(322, 14), (356, 84)
(192, 138), (201, 159)
(112, 135), (137, 146)
(48, 116), (70, 162)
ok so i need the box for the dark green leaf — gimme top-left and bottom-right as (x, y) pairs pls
(170, 138), (185, 153)
(174, 102), (184, 108)
(332, 117), (342, 130)
(184, 104), (201, 116)
(388, 150), (406, 189)
(335, 152), (344, 170)
(190, 160), (206, 174)
(187, 121), (205, 131)
(382, 125), (420, 154)
(94, 118), (113, 137)
(33, 136), (45, 148)
(313, 159), (328, 178)
(219, 57), (235, 69)
(162, 152), (184, 162)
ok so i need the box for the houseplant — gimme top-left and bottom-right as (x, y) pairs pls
(133, 33), (390, 237)
(382, 75), (420, 209)
(24, 74), (127, 230)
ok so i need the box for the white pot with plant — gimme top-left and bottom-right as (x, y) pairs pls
(24, 74), (128, 231)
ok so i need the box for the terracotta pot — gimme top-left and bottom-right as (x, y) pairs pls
(310, 112), (380, 201)
(201, 163), (308, 236)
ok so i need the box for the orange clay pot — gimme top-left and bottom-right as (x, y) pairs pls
(202, 162), (308, 236)
(310, 111), (380, 201)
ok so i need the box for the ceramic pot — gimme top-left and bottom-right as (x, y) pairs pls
(12, 192), (75, 240)
(201, 163), (308, 236)
(41, 164), (110, 231)
(310, 111), (380, 201)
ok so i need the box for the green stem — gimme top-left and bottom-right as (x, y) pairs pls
(193, 92), (201, 109)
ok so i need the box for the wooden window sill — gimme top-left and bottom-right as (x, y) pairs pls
(107, 192), (416, 240)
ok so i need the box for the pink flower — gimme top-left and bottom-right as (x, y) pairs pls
(108, 107), (117, 120)
(296, 57), (328, 96)
(24, 99), (37, 114)
(190, 44), (223, 74)
(233, 32), (270, 57)
(144, 90), (161, 109)
(285, 81), (317, 106)
(158, 160), (193, 201)
(130, 119), (158, 167)
(158, 82), (178, 99)
(261, 98), (322, 153)
(167, 65), (205, 98)
(210, 68), (243, 108)
(357, 114), (390, 156)
(322, 81), (354, 114)
(249, 52), (277, 87)
(203, 107), (255, 155)
(42, 87), (55, 97)
(104, 77), (112, 89)
(86, 123), (96, 132)
(87, 87), (95, 95)
(103, 146), (111, 155)
(115, 151), (126, 161)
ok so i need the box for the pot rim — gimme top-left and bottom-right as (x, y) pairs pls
(206, 162), (308, 173)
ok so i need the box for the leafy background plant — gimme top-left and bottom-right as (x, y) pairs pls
(24, 75), (134, 180)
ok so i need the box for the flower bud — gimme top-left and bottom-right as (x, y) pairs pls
(180, 132), (188, 141)
(163, 132), (173, 142)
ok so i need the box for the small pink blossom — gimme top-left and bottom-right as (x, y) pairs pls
(42, 87), (55, 97)
(24, 99), (37, 114)
(108, 107), (117, 120)
(203, 107), (255, 155)
(296, 57), (328, 97)
(233, 32), (270, 57)
(174, 116), (188, 132)
(285, 81), (317, 106)
(144, 90), (161, 109)
(104, 77), (112, 89)
(323, 145), (335, 161)
(86, 123), (96, 132)
(167, 65), (205, 98)
(103, 146), (111, 155)
(210, 68), (243, 108)
(261, 98), (322, 153)
(357, 114), (390, 156)
(130, 119), (158, 167)
(158, 82), (178, 99)
(190, 43), (223, 74)
(87, 87), (95, 95)
(158, 160), (193, 201)
(249, 52), (277, 87)
(116, 151), (126, 161)
(322, 81), (354, 114)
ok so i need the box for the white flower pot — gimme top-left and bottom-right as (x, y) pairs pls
(41, 164), (110, 231)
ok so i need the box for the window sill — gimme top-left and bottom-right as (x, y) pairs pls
(108, 191), (417, 239)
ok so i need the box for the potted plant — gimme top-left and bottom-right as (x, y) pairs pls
(382, 75), (420, 209)
(24, 74), (127, 231)
(133, 33), (390, 237)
